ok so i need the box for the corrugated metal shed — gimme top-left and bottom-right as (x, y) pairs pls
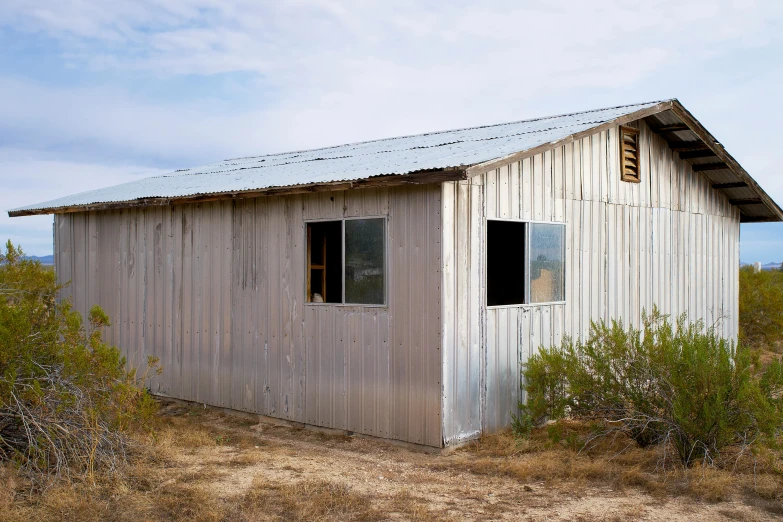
(9, 99), (782, 222)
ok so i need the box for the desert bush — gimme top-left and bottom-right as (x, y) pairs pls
(517, 308), (783, 467)
(0, 241), (159, 483)
(739, 266), (783, 351)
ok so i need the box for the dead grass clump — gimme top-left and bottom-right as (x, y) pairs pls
(0, 464), (18, 512)
(615, 467), (662, 495)
(389, 490), (453, 522)
(241, 477), (383, 521)
(681, 466), (734, 502)
(746, 473), (783, 501)
(227, 451), (268, 468)
(152, 417), (219, 453)
(145, 481), (226, 522)
(0, 469), (228, 522)
(458, 428), (783, 505)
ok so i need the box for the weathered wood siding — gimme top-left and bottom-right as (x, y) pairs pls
(54, 185), (442, 447)
(442, 119), (741, 444)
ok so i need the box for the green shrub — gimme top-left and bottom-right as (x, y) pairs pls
(0, 241), (159, 482)
(518, 308), (783, 467)
(739, 266), (783, 351)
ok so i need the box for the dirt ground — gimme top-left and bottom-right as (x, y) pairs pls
(153, 402), (783, 521)
(3, 401), (782, 522)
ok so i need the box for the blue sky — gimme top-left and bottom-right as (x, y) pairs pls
(1, 1), (783, 261)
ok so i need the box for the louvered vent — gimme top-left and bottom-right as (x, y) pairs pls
(619, 125), (641, 182)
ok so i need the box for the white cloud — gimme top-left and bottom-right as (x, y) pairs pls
(0, 149), (166, 255)
(1, 0), (783, 256)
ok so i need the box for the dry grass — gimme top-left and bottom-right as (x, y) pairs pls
(454, 426), (783, 506)
(2, 401), (782, 521)
(388, 490), (455, 522)
(240, 478), (383, 521)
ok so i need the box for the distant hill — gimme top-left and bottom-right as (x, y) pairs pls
(740, 261), (783, 271)
(24, 255), (54, 265)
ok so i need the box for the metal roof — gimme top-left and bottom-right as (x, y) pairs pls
(8, 99), (782, 221)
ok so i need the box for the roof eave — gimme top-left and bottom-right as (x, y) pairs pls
(464, 99), (783, 223)
(7, 166), (468, 217)
(668, 100), (783, 222)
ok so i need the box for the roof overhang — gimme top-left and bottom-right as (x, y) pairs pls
(7, 167), (467, 217)
(8, 99), (781, 222)
(465, 99), (783, 223)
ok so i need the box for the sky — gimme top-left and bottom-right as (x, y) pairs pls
(1, 1), (782, 261)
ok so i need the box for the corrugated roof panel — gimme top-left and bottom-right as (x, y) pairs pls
(10, 101), (663, 214)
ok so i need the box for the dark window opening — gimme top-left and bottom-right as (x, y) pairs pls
(307, 220), (342, 303)
(487, 220), (526, 306)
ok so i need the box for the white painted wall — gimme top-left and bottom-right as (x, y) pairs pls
(441, 119), (740, 444)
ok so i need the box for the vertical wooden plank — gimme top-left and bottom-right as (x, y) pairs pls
(541, 306), (551, 350)
(606, 128), (617, 205)
(510, 161), (521, 220)
(607, 204), (618, 321)
(348, 310), (362, 432)
(530, 307), (542, 359)
(267, 199), (281, 417)
(221, 201), (233, 408)
(651, 208), (659, 310)
(621, 205), (630, 324)
(519, 308), (531, 368)
(392, 187), (410, 441)
(521, 157), (533, 220)
(543, 150), (553, 221)
(554, 146), (565, 222)
(151, 208), (164, 393)
(179, 206), (192, 401)
(563, 200), (574, 336)
(628, 206), (639, 326)
(638, 206), (648, 318)
(581, 202), (592, 339)
(552, 304), (564, 350)
(486, 169), (497, 219)
(638, 123), (650, 209)
(591, 133), (601, 203)
(377, 311), (391, 438)
(485, 310), (498, 431)
(564, 142), (574, 201)
(533, 153), (544, 221)
(427, 185), (442, 447)
(233, 200), (247, 410)
(498, 164), (510, 219)
(594, 201), (605, 323)
(598, 130), (607, 203)
(581, 137), (592, 202)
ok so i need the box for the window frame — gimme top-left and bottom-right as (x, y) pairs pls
(304, 215), (388, 307)
(485, 217), (567, 309)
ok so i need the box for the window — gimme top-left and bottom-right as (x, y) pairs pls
(486, 220), (565, 306)
(619, 125), (640, 183)
(306, 218), (386, 305)
(529, 223), (565, 303)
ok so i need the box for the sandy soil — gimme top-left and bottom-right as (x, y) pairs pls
(156, 402), (780, 522)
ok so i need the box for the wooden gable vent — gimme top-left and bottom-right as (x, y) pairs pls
(619, 125), (641, 183)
